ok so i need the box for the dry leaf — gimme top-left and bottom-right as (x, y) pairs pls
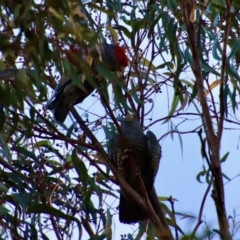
(175, 91), (189, 112)
(205, 80), (221, 95)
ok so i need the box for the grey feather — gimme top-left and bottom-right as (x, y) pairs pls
(108, 115), (161, 223)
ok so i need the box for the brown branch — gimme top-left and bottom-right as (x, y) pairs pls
(191, 179), (213, 239)
(81, 217), (94, 238)
(168, 196), (178, 240)
(50, 215), (62, 240)
(181, 0), (231, 239)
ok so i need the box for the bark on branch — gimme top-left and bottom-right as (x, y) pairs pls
(181, 0), (231, 239)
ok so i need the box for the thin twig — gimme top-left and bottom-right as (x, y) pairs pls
(191, 180), (213, 238)
(169, 196), (178, 240)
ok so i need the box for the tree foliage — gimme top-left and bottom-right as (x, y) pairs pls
(0, 0), (240, 239)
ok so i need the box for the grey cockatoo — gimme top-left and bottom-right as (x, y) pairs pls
(108, 114), (161, 223)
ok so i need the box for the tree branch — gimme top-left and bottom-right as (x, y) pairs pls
(181, 0), (231, 238)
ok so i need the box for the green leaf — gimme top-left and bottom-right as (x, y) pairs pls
(12, 193), (34, 209)
(106, 26), (118, 41)
(0, 182), (8, 192)
(201, 59), (221, 76)
(99, 75), (110, 105)
(163, 94), (180, 123)
(89, 236), (105, 240)
(135, 222), (145, 240)
(129, 80), (142, 104)
(113, 83), (132, 112)
(72, 149), (88, 186)
(146, 221), (155, 240)
(177, 127), (183, 158)
(0, 107), (6, 131)
(34, 140), (52, 148)
(222, 172), (231, 181)
(0, 61), (6, 71)
(224, 83), (229, 118)
(11, 146), (39, 162)
(102, 124), (114, 140)
(196, 170), (206, 183)
(139, 57), (156, 71)
(66, 122), (77, 141)
(230, 87), (237, 114)
(226, 63), (240, 81)
(158, 196), (178, 202)
(94, 60), (117, 80)
(213, 12), (220, 26)
(116, 25), (131, 39)
(102, 209), (112, 240)
(212, 35), (222, 60)
(228, 38), (240, 60)
(0, 206), (9, 215)
(221, 152), (229, 163)
(17, 69), (37, 103)
(29, 106), (35, 121)
(27, 204), (82, 239)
